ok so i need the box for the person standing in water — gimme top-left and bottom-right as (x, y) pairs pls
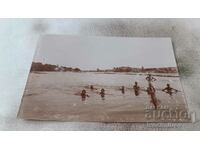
(90, 85), (98, 90)
(120, 86), (125, 94)
(147, 83), (158, 109)
(90, 85), (94, 90)
(81, 89), (89, 101)
(162, 83), (178, 96)
(146, 73), (156, 83)
(133, 82), (140, 96)
(100, 88), (105, 100)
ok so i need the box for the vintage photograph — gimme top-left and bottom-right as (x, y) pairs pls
(18, 35), (189, 122)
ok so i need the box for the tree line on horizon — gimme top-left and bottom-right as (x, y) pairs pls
(30, 62), (177, 73)
(30, 62), (81, 72)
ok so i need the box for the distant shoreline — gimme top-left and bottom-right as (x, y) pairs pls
(32, 71), (179, 77)
(31, 62), (178, 74)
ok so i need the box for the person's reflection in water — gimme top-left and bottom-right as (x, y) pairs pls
(81, 89), (89, 101)
(100, 88), (105, 100)
(133, 82), (140, 96)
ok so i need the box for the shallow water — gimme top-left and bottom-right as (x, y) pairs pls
(19, 72), (188, 122)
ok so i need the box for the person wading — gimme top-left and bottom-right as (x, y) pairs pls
(146, 73), (156, 84)
(100, 88), (105, 100)
(120, 86), (125, 94)
(133, 82), (140, 96)
(162, 83), (178, 96)
(147, 83), (158, 109)
(81, 89), (89, 101)
(89, 85), (97, 91)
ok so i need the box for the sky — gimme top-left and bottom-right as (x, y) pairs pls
(34, 35), (177, 70)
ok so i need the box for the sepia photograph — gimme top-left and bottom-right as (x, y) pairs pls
(1, 2), (200, 149)
(18, 35), (189, 122)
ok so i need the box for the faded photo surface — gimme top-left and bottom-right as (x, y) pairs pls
(18, 35), (189, 122)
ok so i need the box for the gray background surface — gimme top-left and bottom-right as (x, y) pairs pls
(0, 19), (200, 130)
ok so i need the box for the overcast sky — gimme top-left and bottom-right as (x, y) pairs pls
(34, 35), (177, 70)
